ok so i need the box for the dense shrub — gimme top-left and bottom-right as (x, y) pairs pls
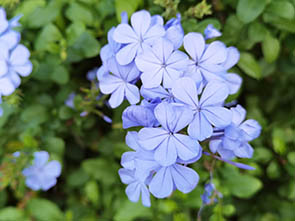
(0, 0), (294, 220)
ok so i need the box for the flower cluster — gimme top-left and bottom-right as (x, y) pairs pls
(97, 10), (261, 207)
(0, 7), (32, 116)
(22, 151), (61, 191)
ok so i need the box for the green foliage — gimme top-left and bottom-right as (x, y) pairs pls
(0, 0), (294, 220)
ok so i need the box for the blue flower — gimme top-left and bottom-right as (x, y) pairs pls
(204, 24), (222, 40)
(122, 100), (159, 129)
(164, 13), (184, 49)
(100, 27), (122, 67)
(119, 168), (152, 207)
(149, 163), (199, 198)
(113, 10), (165, 65)
(0, 8), (20, 49)
(140, 85), (175, 103)
(201, 183), (215, 204)
(136, 37), (188, 88)
(22, 151), (61, 191)
(65, 92), (76, 109)
(209, 105), (261, 159)
(98, 61), (140, 108)
(172, 77), (232, 141)
(0, 43), (32, 96)
(183, 33), (227, 85)
(138, 102), (201, 166)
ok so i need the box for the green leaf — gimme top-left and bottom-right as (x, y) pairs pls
(238, 52), (262, 79)
(248, 22), (268, 43)
(0, 207), (26, 221)
(66, 2), (94, 26)
(45, 137), (65, 156)
(237, 0), (268, 23)
(27, 199), (64, 221)
(84, 180), (100, 205)
(262, 33), (280, 63)
(115, 0), (143, 22)
(51, 65), (69, 85)
(26, 0), (65, 28)
(66, 22), (86, 46)
(67, 168), (90, 188)
(67, 32), (100, 61)
(35, 23), (63, 52)
(263, 12), (295, 32)
(114, 200), (152, 221)
(222, 166), (263, 198)
(21, 105), (49, 125)
(265, 1), (295, 20)
(82, 158), (119, 185)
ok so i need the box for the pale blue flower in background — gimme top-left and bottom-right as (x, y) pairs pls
(113, 10), (165, 65)
(204, 24), (222, 40)
(22, 151), (61, 191)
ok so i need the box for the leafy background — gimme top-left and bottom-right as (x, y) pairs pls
(0, 0), (294, 220)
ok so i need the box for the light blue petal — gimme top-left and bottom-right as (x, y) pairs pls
(34, 151), (49, 167)
(108, 85), (125, 108)
(138, 127), (168, 151)
(25, 176), (41, 191)
(99, 74), (122, 94)
(131, 10), (151, 37)
(125, 131), (141, 150)
(231, 104), (246, 126)
(165, 25), (183, 50)
(154, 136), (177, 166)
(10, 44), (30, 66)
(240, 119), (261, 141)
(202, 106), (232, 128)
(121, 151), (136, 170)
(125, 83), (140, 105)
(224, 73), (242, 94)
(0, 8), (8, 33)
(44, 161), (61, 177)
(126, 182), (141, 202)
(209, 139), (222, 153)
(204, 24), (222, 40)
(0, 77), (15, 95)
(201, 41), (227, 64)
(113, 24), (137, 44)
(200, 81), (229, 106)
(140, 184), (151, 207)
(122, 105), (158, 128)
(223, 46), (240, 70)
(188, 112), (213, 141)
(171, 164), (199, 193)
(140, 85), (170, 100)
(13, 62), (33, 77)
(184, 32), (205, 62)
(171, 77), (199, 108)
(119, 168), (135, 184)
(140, 66), (164, 88)
(149, 166), (173, 198)
(234, 143), (254, 158)
(143, 24), (165, 46)
(173, 134), (200, 161)
(0, 30), (20, 49)
(41, 177), (57, 191)
(116, 42), (139, 65)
